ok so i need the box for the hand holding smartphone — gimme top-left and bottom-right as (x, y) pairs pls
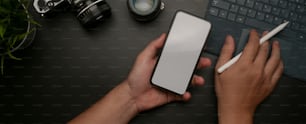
(151, 11), (211, 95)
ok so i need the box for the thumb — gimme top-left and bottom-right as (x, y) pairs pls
(167, 92), (191, 103)
(216, 35), (235, 69)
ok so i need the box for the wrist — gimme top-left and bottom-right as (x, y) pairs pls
(218, 103), (255, 124)
(121, 80), (142, 113)
(110, 82), (139, 122)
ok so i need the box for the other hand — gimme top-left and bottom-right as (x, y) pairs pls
(124, 33), (212, 112)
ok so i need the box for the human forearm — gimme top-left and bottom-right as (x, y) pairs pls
(68, 34), (210, 124)
(68, 82), (138, 124)
(218, 104), (254, 124)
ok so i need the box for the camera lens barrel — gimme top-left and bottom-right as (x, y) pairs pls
(72, 0), (111, 26)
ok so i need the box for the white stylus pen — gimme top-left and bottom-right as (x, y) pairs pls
(217, 21), (289, 73)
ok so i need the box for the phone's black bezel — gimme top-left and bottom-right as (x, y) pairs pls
(150, 10), (211, 95)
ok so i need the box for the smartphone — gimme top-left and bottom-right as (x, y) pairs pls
(151, 11), (211, 95)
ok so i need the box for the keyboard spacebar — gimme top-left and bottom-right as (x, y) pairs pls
(245, 18), (297, 38)
(245, 18), (274, 30)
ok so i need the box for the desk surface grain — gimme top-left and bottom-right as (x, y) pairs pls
(0, 0), (305, 124)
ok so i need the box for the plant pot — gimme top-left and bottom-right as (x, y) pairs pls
(0, 3), (37, 56)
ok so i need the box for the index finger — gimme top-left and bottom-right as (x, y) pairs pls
(141, 33), (167, 58)
(215, 35), (235, 69)
(240, 30), (260, 63)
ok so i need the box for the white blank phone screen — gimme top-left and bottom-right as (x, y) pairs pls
(151, 11), (211, 95)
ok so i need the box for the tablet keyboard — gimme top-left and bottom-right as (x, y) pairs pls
(208, 0), (306, 37)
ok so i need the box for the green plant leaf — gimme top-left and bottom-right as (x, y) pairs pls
(0, 6), (10, 14)
(1, 55), (4, 75)
(0, 0), (37, 71)
(0, 17), (10, 23)
(10, 32), (28, 48)
(28, 19), (41, 27)
(7, 49), (22, 61)
(6, 37), (12, 46)
(10, 35), (19, 48)
(0, 24), (6, 39)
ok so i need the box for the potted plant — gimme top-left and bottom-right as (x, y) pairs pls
(0, 0), (38, 74)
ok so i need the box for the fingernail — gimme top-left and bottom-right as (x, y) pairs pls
(225, 37), (229, 44)
(158, 33), (165, 40)
(225, 35), (231, 44)
(198, 76), (204, 83)
(160, 33), (164, 37)
(274, 41), (279, 46)
(263, 42), (269, 47)
(251, 29), (257, 33)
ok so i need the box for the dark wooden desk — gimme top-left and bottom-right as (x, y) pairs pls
(1, 0), (305, 123)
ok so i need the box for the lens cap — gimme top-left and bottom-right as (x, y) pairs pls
(127, 0), (164, 22)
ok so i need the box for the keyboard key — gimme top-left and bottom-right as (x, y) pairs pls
(291, 22), (300, 30)
(254, 2), (263, 10)
(237, 0), (246, 5)
(247, 9), (256, 17)
(212, 0), (230, 10)
(271, 7), (281, 15)
(228, 13), (236, 21)
(297, 15), (305, 23)
(280, 9), (290, 18)
(295, 0), (304, 3)
(230, 4), (239, 12)
(228, 0), (236, 3)
(300, 0), (304, 3)
(258, 0), (269, 3)
(301, 25), (306, 31)
(245, 0), (255, 8)
(265, 14), (274, 23)
(302, 15), (306, 23)
(297, 33), (305, 41)
(263, 4), (272, 13)
(279, 0), (288, 8)
(239, 7), (248, 15)
(219, 10), (228, 18)
(289, 12), (298, 21)
(288, 3), (297, 10)
(273, 16), (283, 25)
(256, 12), (265, 20)
(236, 15), (245, 23)
(296, 5), (305, 13)
(209, 7), (219, 16)
(269, 0), (279, 5)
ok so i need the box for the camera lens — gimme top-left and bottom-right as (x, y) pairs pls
(127, 0), (164, 22)
(72, 0), (111, 26)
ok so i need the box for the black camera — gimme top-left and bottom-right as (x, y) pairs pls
(33, 0), (111, 26)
